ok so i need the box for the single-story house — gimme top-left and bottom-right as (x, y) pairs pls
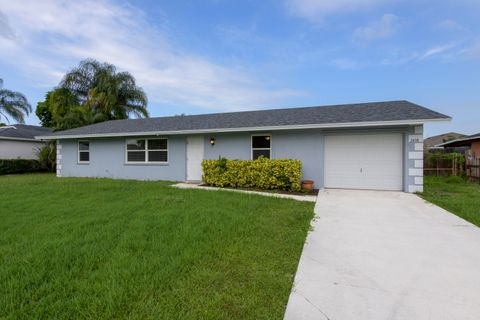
(436, 132), (480, 157)
(424, 132), (465, 151)
(37, 100), (450, 193)
(0, 124), (53, 159)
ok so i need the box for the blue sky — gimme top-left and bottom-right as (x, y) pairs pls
(0, 0), (479, 137)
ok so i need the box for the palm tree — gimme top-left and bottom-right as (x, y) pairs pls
(0, 79), (32, 124)
(60, 59), (149, 122)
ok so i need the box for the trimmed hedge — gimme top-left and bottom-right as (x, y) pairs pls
(0, 159), (45, 175)
(202, 157), (302, 192)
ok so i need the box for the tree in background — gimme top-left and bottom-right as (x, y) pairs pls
(36, 59), (149, 130)
(60, 59), (149, 122)
(36, 88), (90, 130)
(0, 79), (32, 124)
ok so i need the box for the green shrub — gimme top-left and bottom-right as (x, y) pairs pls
(0, 159), (46, 175)
(202, 157), (302, 192)
(36, 141), (56, 172)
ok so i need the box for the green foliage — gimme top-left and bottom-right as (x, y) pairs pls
(35, 59), (149, 130)
(0, 78), (32, 124)
(0, 159), (45, 175)
(60, 59), (149, 121)
(202, 157), (303, 192)
(424, 152), (465, 168)
(36, 88), (90, 130)
(36, 141), (56, 172)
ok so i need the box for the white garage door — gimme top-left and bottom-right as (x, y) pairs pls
(324, 134), (403, 191)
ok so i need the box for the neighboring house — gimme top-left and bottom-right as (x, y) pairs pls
(424, 132), (465, 151)
(37, 101), (450, 193)
(437, 133), (480, 157)
(0, 125), (53, 160)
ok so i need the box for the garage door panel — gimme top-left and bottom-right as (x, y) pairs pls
(324, 134), (403, 191)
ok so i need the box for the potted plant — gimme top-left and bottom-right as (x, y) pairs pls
(301, 180), (314, 190)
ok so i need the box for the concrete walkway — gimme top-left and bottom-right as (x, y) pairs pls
(284, 189), (480, 320)
(172, 183), (317, 202)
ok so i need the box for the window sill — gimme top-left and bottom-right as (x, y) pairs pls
(77, 162), (90, 165)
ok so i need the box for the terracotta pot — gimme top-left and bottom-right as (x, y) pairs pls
(301, 180), (314, 190)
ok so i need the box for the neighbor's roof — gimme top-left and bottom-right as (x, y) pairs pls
(0, 124), (53, 141)
(37, 100), (450, 140)
(424, 132), (466, 149)
(437, 132), (480, 147)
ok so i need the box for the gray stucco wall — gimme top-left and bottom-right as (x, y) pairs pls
(56, 125), (423, 192)
(203, 130), (325, 188)
(0, 140), (45, 159)
(57, 136), (186, 181)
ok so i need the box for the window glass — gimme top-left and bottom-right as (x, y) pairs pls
(252, 135), (271, 159)
(78, 141), (90, 163)
(252, 135), (271, 148)
(252, 149), (270, 159)
(127, 151), (146, 162)
(148, 150), (168, 162)
(79, 151), (90, 162)
(127, 139), (145, 150)
(79, 141), (90, 151)
(148, 139), (167, 150)
(126, 138), (168, 163)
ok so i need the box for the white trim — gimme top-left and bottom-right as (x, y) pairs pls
(0, 136), (44, 142)
(77, 140), (90, 164)
(125, 137), (168, 164)
(251, 134), (271, 160)
(36, 118), (451, 140)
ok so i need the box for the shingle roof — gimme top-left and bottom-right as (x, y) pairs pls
(424, 132), (466, 149)
(437, 132), (480, 147)
(38, 100), (450, 139)
(0, 124), (53, 141)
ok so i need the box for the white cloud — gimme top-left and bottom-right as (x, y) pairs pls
(0, 0), (301, 112)
(285, 0), (393, 21)
(419, 43), (457, 60)
(353, 14), (400, 43)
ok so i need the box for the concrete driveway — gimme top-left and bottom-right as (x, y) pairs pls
(284, 189), (480, 320)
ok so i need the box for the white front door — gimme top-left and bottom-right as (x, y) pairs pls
(186, 136), (204, 181)
(324, 133), (403, 191)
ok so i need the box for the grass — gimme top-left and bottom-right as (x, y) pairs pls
(0, 174), (314, 320)
(421, 176), (480, 227)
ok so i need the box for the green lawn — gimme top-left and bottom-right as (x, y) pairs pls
(0, 174), (314, 320)
(421, 176), (480, 227)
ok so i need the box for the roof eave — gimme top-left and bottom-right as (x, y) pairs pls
(36, 117), (451, 140)
(0, 136), (44, 142)
(436, 135), (480, 147)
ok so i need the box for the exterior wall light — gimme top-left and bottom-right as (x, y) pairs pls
(210, 138), (215, 146)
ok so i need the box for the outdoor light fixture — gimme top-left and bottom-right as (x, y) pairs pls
(210, 138), (215, 146)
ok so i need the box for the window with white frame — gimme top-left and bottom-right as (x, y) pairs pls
(78, 141), (90, 163)
(126, 138), (168, 163)
(251, 135), (271, 159)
